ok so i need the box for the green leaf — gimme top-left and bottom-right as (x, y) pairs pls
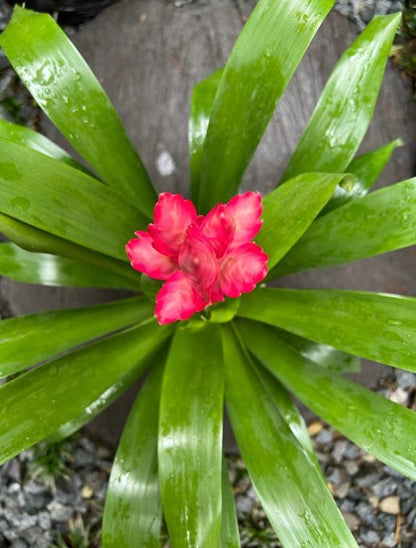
(239, 319), (416, 480)
(258, 172), (344, 271)
(0, 242), (137, 289)
(189, 68), (223, 202)
(321, 139), (403, 214)
(198, 0), (335, 211)
(103, 362), (165, 548)
(220, 458), (240, 548)
(270, 326), (360, 373)
(0, 138), (147, 261)
(281, 13), (401, 182)
(0, 297), (153, 378)
(158, 324), (224, 548)
(49, 344), (170, 443)
(222, 324), (357, 547)
(272, 178), (416, 277)
(0, 6), (157, 217)
(238, 287), (416, 372)
(0, 118), (90, 174)
(0, 320), (172, 465)
(253, 362), (321, 472)
(0, 214), (138, 284)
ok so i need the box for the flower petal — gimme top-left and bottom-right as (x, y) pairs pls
(155, 271), (207, 324)
(126, 231), (177, 280)
(148, 193), (197, 258)
(225, 191), (263, 246)
(199, 203), (234, 257)
(178, 224), (219, 300)
(219, 242), (268, 298)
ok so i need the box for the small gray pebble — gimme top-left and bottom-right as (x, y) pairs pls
(355, 471), (380, 488)
(345, 460), (359, 475)
(332, 440), (348, 464)
(344, 444), (358, 460)
(372, 477), (397, 498)
(10, 540), (28, 548)
(23, 527), (50, 546)
(46, 500), (73, 522)
(397, 371), (416, 389)
(360, 528), (380, 545)
(381, 532), (396, 547)
(356, 502), (377, 528)
(236, 495), (252, 516)
(315, 428), (333, 445)
(37, 511), (51, 531)
(327, 468), (346, 486)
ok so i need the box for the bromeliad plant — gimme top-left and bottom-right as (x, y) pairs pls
(0, 1), (414, 546)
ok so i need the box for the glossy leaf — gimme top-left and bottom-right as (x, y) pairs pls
(159, 324), (224, 548)
(49, 344), (169, 443)
(321, 139), (403, 214)
(103, 362), (165, 548)
(239, 319), (416, 480)
(222, 324), (358, 547)
(0, 321), (171, 463)
(189, 68), (223, 202)
(238, 287), (416, 371)
(0, 118), (89, 173)
(0, 320), (172, 465)
(273, 178), (416, 277)
(258, 172), (343, 271)
(198, 0), (335, 211)
(0, 214), (138, 284)
(281, 14), (401, 182)
(220, 458), (240, 548)
(270, 326), (360, 373)
(0, 242), (137, 289)
(0, 297), (153, 378)
(253, 361), (321, 472)
(0, 6), (156, 217)
(0, 138), (147, 261)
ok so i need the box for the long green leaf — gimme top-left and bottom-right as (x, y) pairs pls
(254, 362), (321, 472)
(198, 0), (335, 211)
(159, 324), (224, 548)
(272, 178), (416, 277)
(0, 297), (153, 378)
(0, 6), (156, 217)
(222, 324), (357, 547)
(189, 68), (223, 202)
(0, 214), (138, 284)
(270, 326), (360, 373)
(281, 13), (401, 182)
(48, 344), (169, 443)
(0, 138), (147, 261)
(321, 139), (402, 214)
(0, 242), (137, 289)
(0, 320), (172, 465)
(238, 287), (416, 371)
(258, 172), (343, 271)
(220, 458), (240, 548)
(0, 118), (89, 173)
(103, 362), (165, 548)
(239, 319), (416, 480)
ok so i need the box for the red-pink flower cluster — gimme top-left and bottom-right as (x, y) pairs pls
(126, 192), (268, 324)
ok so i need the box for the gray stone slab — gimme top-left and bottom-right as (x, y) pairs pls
(2, 0), (416, 446)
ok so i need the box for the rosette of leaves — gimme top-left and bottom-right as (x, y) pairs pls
(0, 2), (414, 546)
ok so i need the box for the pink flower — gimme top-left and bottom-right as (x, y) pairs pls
(126, 192), (268, 324)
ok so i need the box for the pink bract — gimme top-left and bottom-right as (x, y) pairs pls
(126, 192), (268, 324)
